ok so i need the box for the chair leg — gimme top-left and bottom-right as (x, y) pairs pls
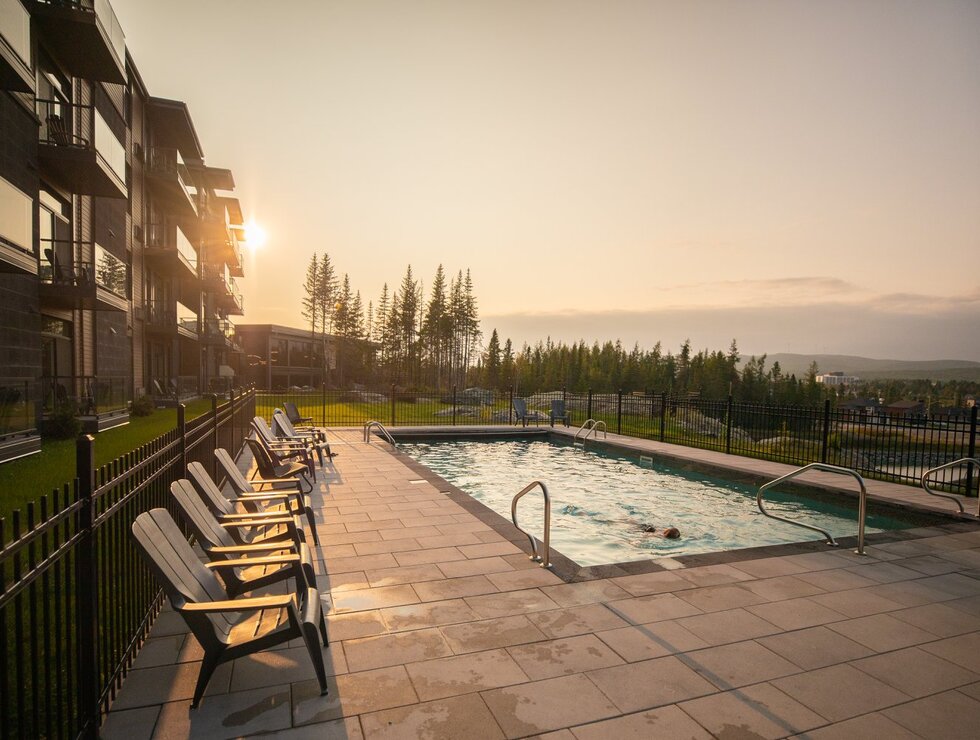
(192, 650), (223, 708)
(301, 620), (329, 695)
(305, 507), (320, 546)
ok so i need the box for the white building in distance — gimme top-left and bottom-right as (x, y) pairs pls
(816, 372), (860, 386)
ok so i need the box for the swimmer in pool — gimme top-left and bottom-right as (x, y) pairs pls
(640, 525), (681, 539)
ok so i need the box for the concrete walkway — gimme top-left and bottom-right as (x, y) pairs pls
(103, 430), (980, 738)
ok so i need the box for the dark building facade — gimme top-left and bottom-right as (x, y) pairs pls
(236, 324), (332, 391)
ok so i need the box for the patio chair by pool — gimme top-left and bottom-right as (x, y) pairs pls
(247, 437), (315, 492)
(513, 397), (539, 427)
(132, 509), (328, 708)
(284, 401), (314, 426)
(252, 417), (317, 477)
(550, 399), (571, 427)
(274, 408), (334, 462)
(170, 479), (316, 596)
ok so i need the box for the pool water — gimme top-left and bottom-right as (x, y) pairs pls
(400, 439), (918, 566)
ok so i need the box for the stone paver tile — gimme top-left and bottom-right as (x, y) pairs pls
(676, 607), (781, 645)
(606, 592), (703, 624)
(680, 682), (826, 739)
(487, 568), (565, 591)
(609, 570), (694, 596)
(465, 588), (561, 618)
(675, 584), (768, 613)
(863, 578), (961, 607)
(316, 571), (370, 592)
(353, 537), (423, 556)
(851, 646), (978, 698)
(380, 599), (479, 632)
(346, 520), (404, 533)
(921, 632), (980, 672)
(323, 552), (398, 573)
(827, 612), (940, 652)
(413, 575), (499, 602)
(436, 522), (494, 535)
(883, 689), (980, 739)
(131, 634), (191, 670)
(772, 663), (909, 722)
(539, 579), (631, 607)
(746, 596), (848, 631)
(321, 544), (357, 559)
(415, 533), (482, 548)
(758, 625), (873, 671)
(920, 572), (980, 599)
(730, 556), (812, 579)
(959, 680), (980, 702)
(406, 648), (530, 701)
(360, 692), (505, 739)
(682, 640), (801, 689)
(343, 627), (453, 672)
(741, 575), (826, 601)
(536, 731), (575, 740)
(256, 716), (364, 739)
(900, 554), (967, 576)
(500, 552), (542, 570)
(809, 588), (903, 618)
(230, 644), (347, 692)
(380, 525), (442, 540)
(892, 602), (980, 637)
(676, 563), (754, 587)
(844, 561), (922, 584)
(101, 706), (159, 740)
(393, 546), (466, 567)
(110, 661), (232, 710)
(152, 685), (291, 739)
(596, 621), (709, 662)
(587, 655), (717, 713)
(528, 604), (630, 639)
(441, 615), (548, 654)
(292, 666), (419, 725)
(482, 673), (619, 739)
(788, 711), (919, 740)
(570, 705), (712, 739)
(795, 568), (879, 592)
(458, 541), (524, 559)
(949, 594), (980, 616)
(365, 564), (446, 587)
(438, 556), (515, 578)
(326, 610), (388, 641)
(329, 584), (419, 614)
(507, 634), (624, 680)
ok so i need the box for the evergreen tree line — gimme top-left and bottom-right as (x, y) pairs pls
(301, 254), (481, 388)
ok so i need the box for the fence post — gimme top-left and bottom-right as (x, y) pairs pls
(321, 381), (327, 427)
(587, 389), (593, 421)
(75, 434), (99, 739)
(725, 394), (733, 455)
(617, 390), (623, 435)
(509, 386), (514, 425)
(967, 405), (978, 496)
(821, 399), (832, 464)
(211, 395), (219, 478)
(390, 384), (396, 426)
(660, 392), (667, 441)
(452, 385), (457, 426)
(177, 403), (187, 477)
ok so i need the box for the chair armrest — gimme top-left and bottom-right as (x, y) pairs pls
(250, 478), (303, 490)
(236, 491), (293, 502)
(181, 594), (293, 613)
(217, 511), (286, 520)
(219, 516), (294, 529)
(204, 553), (300, 569)
(208, 542), (295, 555)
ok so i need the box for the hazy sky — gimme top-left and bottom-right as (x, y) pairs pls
(113, 0), (980, 360)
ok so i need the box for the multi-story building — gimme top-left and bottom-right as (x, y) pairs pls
(0, 0), (246, 463)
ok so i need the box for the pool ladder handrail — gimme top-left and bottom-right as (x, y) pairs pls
(757, 462), (868, 555)
(920, 458), (980, 516)
(573, 419), (607, 444)
(363, 420), (397, 447)
(511, 481), (552, 568)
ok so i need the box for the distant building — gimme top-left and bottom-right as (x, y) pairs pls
(816, 372), (859, 387)
(236, 324), (334, 390)
(882, 399), (926, 419)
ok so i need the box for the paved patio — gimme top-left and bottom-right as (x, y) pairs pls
(103, 430), (980, 738)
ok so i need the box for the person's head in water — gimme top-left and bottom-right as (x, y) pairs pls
(663, 527), (681, 539)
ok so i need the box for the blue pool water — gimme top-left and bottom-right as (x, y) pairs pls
(400, 439), (919, 566)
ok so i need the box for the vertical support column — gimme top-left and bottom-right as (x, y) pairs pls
(211, 395), (219, 478)
(587, 389), (593, 421)
(321, 381), (327, 427)
(617, 390), (623, 436)
(967, 405), (978, 499)
(509, 386), (514, 425)
(452, 385), (457, 426)
(177, 403), (187, 478)
(659, 392), (667, 441)
(821, 399), (832, 464)
(390, 384), (396, 426)
(725, 394), (733, 455)
(75, 434), (98, 739)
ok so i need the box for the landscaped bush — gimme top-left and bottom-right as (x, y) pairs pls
(131, 395), (156, 417)
(43, 402), (81, 439)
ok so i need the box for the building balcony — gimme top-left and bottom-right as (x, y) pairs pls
(0, 0), (33, 92)
(0, 174), (36, 275)
(146, 299), (199, 340)
(28, 0), (126, 84)
(147, 147), (198, 218)
(145, 222), (198, 284)
(203, 265), (244, 315)
(37, 98), (127, 199)
(149, 375), (199, 404)
(200, 318), (238, 348)
(41, 374), (129, 432)
(38, 239), (128, 311)
(0, 376), (40, 463)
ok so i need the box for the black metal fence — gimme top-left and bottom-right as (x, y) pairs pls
(257, 386), (978, 496)
(0, 388), (255, 739)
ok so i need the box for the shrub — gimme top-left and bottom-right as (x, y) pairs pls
(131, 395), (155, 417)
(43, 402), (81, 440)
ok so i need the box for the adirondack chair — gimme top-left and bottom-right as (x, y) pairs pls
(170, 480), (316, 595)
(550, 399), (571, 427)
(186, 461), (306, 546)
(251, 417), (317, 477)
(274, 408), (335, 462)
(131, 509), (328, 707)
(284, 401), (314, 426)
(247, 437), (314, 491)
(512, 397), (538, 427)
(212, 449), (320, 546)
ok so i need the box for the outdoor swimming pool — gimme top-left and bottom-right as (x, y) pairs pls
(400, 438), (925, 566)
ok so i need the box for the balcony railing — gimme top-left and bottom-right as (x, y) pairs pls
(149, 375), (199, 400)
(41, 374), (130, 415)
(0, 174), (35, 273)
(147, 147), (197, 216)
(31, 0), (126, 83)
(39, 239), (128, 298)
(0, 0), (32, 92)
(146, 221), (198, 276)
(0, 377), (36, 437)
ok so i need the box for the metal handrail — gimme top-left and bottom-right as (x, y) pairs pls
(363, 420), (396, 447)
(920, 458), (979, 515)
(757, 462), (869, 555)
(511, 481), (551, 568)
(573, 419), (607, 443)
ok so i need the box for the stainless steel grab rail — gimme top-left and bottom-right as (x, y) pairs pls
(757, 463), (869, 555)
(363, 420), (397, 447)
(920, 458), (979, 515)
(573, 419), (607, 443)
(511, 481), (551, 568)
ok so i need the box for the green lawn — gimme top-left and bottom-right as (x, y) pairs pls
(0, 398), (213, 520)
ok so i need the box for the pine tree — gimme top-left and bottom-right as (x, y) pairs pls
(301, 254), (319, 338)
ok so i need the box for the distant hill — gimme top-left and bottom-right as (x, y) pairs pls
(746, 354), (980, 382)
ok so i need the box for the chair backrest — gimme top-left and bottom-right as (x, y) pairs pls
(284, 402), (303, 424)
(215, 448), (254, 495)
(131, 509), (234, 645)
(252, 417), (280, 445)
(187, 461), (238, 517)
(274, 409), (298, 437)
(551, 399), (566, 415)
(247, 436), (281, 478)
(513, 398), (528, 418)
(170, 479), (237, 550)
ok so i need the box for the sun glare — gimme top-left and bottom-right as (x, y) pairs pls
(243, 220), (267, 249)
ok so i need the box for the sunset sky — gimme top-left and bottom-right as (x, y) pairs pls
(113, 0), (980, 360)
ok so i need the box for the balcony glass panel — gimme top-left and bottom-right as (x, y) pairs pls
(93, 0), (125, 69)
(94, 108), (125, 181)
(175, 225), (198, 271)
(94, 243), (127, 297)
(0, 175), (33, 253)
(0, 0), (30, 66)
